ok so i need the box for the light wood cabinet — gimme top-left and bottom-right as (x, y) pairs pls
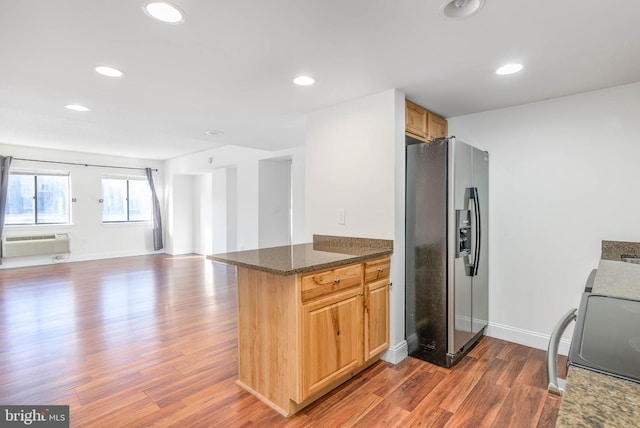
(365, 279), (390, 360)
(405, 100), (428, 138)
(302, 287), (363, 398)
(364, 257), (390, 361)
(364, 256), (391, 283)
(301, 263), (362, 302)
(428, 111), (448, 140)
(405, 99), (448, 142)
(235, 257), (391, 416)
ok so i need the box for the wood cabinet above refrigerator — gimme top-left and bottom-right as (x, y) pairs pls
(405, 99), (448, 142)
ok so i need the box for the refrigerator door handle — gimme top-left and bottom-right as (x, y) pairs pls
(470, 187), (481, 277)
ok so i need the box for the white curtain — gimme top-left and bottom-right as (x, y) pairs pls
(0, 156), (13, 263)
(145, 167), (163, 251)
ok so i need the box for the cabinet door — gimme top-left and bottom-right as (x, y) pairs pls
(428, 112), (448, 139)
(365, 279), (389, 360)
(302, 288), (363, 399)
(405, 100), (428, 139)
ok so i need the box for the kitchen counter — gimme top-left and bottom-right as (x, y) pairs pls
(207, 235), (393, 275)
(208, 235), (393, 416)
(557, 366), (640, 427)
(557, 247), (640, 427)
(601, 240), (640, 262)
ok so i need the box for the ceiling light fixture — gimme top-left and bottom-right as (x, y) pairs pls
(95, 65), (125, 78)
(65, 104), (91, 112)
(293, 75), (315, 86)
(142, 1), (184, 24)
(206, 130), (224, 136)
(496, 63), (524, 75)
(440, 0), (486, 18)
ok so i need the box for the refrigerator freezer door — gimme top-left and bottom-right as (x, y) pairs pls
(405, 137), (448, 366)
(472, 147), (489, 334)
(449, 139), (475, 355)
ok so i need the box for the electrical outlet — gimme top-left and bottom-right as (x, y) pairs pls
(337, 209), (345, 225)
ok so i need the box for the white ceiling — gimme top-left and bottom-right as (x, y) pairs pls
(1, 0), (639, 160)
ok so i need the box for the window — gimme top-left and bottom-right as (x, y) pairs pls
(5, 172), (71, 225)
(101, 177), (152, 222)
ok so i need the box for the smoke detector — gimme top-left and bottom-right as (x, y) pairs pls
(441, 0), (486, 19)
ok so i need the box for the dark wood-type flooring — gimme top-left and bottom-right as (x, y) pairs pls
(0, 254), (565, 427)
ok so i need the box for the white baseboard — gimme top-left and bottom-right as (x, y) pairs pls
(377, 320), (572, 365)
(486, 321), (572, 356)
(380, 322), (571, 364)
(0, 249), (164, 269)
(71, 249), (163, 262)
(381, 340), (408, 364)
(168, 248), (197, 256)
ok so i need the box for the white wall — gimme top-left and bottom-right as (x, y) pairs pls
(226, 167), (237, 251)
(211, 167), (238, 254)
(170, 175), (194, 255)
(305, 89), (408, 363)
(193, 174), (213, 255)
(305, 92), (396, 239)
(448, 82), (640, 353)
(165, 145), (305, 254)
(391, 90), (407, 364)
(212, 168), (228, 254)
(237, 159), (259, 251)
(0, 143), (163, 268)
(259, 158), (292, 248)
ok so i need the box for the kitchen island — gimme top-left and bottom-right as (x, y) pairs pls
(556, 241), (640, 427)
(208, 235), (393, 416)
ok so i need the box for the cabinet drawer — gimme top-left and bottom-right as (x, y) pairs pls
(302, 263), (363, 301)
(364, 257), (390, 283)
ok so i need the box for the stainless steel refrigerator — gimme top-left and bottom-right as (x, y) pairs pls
(405, 136), (488, 367)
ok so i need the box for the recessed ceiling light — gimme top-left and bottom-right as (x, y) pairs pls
(95, 65), (125, 78)
(65, 104), (91, 112)
(142, 1), (184, 24)
(293, 75), (315, 86)
(496, 63), (524, 75)
(440, 0), (486, 19)
(206, 130), (224, 136)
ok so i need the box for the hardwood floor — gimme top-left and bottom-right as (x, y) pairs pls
(0, 255), (564, 427)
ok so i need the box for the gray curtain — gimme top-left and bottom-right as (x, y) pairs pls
(0, 156), (13, 263)
(145, 167), (164, 251)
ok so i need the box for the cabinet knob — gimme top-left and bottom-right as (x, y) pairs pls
(358, 291), (364, 296)
(378, 267), (384, 273)
(334, 278), (341, 284)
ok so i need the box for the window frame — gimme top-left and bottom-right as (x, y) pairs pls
(101, 175), (152, 224)
(4, 170), (71, 226)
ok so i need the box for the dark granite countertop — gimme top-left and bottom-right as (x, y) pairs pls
(601, 240), (640, 262)
(557, 367), (640, 427)
(207, 235), (393, 275)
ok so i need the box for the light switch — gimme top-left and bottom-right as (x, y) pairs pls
(337, 209), (345, 225)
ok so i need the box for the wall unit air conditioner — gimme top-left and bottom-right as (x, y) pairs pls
(2, 233), (71, 258)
